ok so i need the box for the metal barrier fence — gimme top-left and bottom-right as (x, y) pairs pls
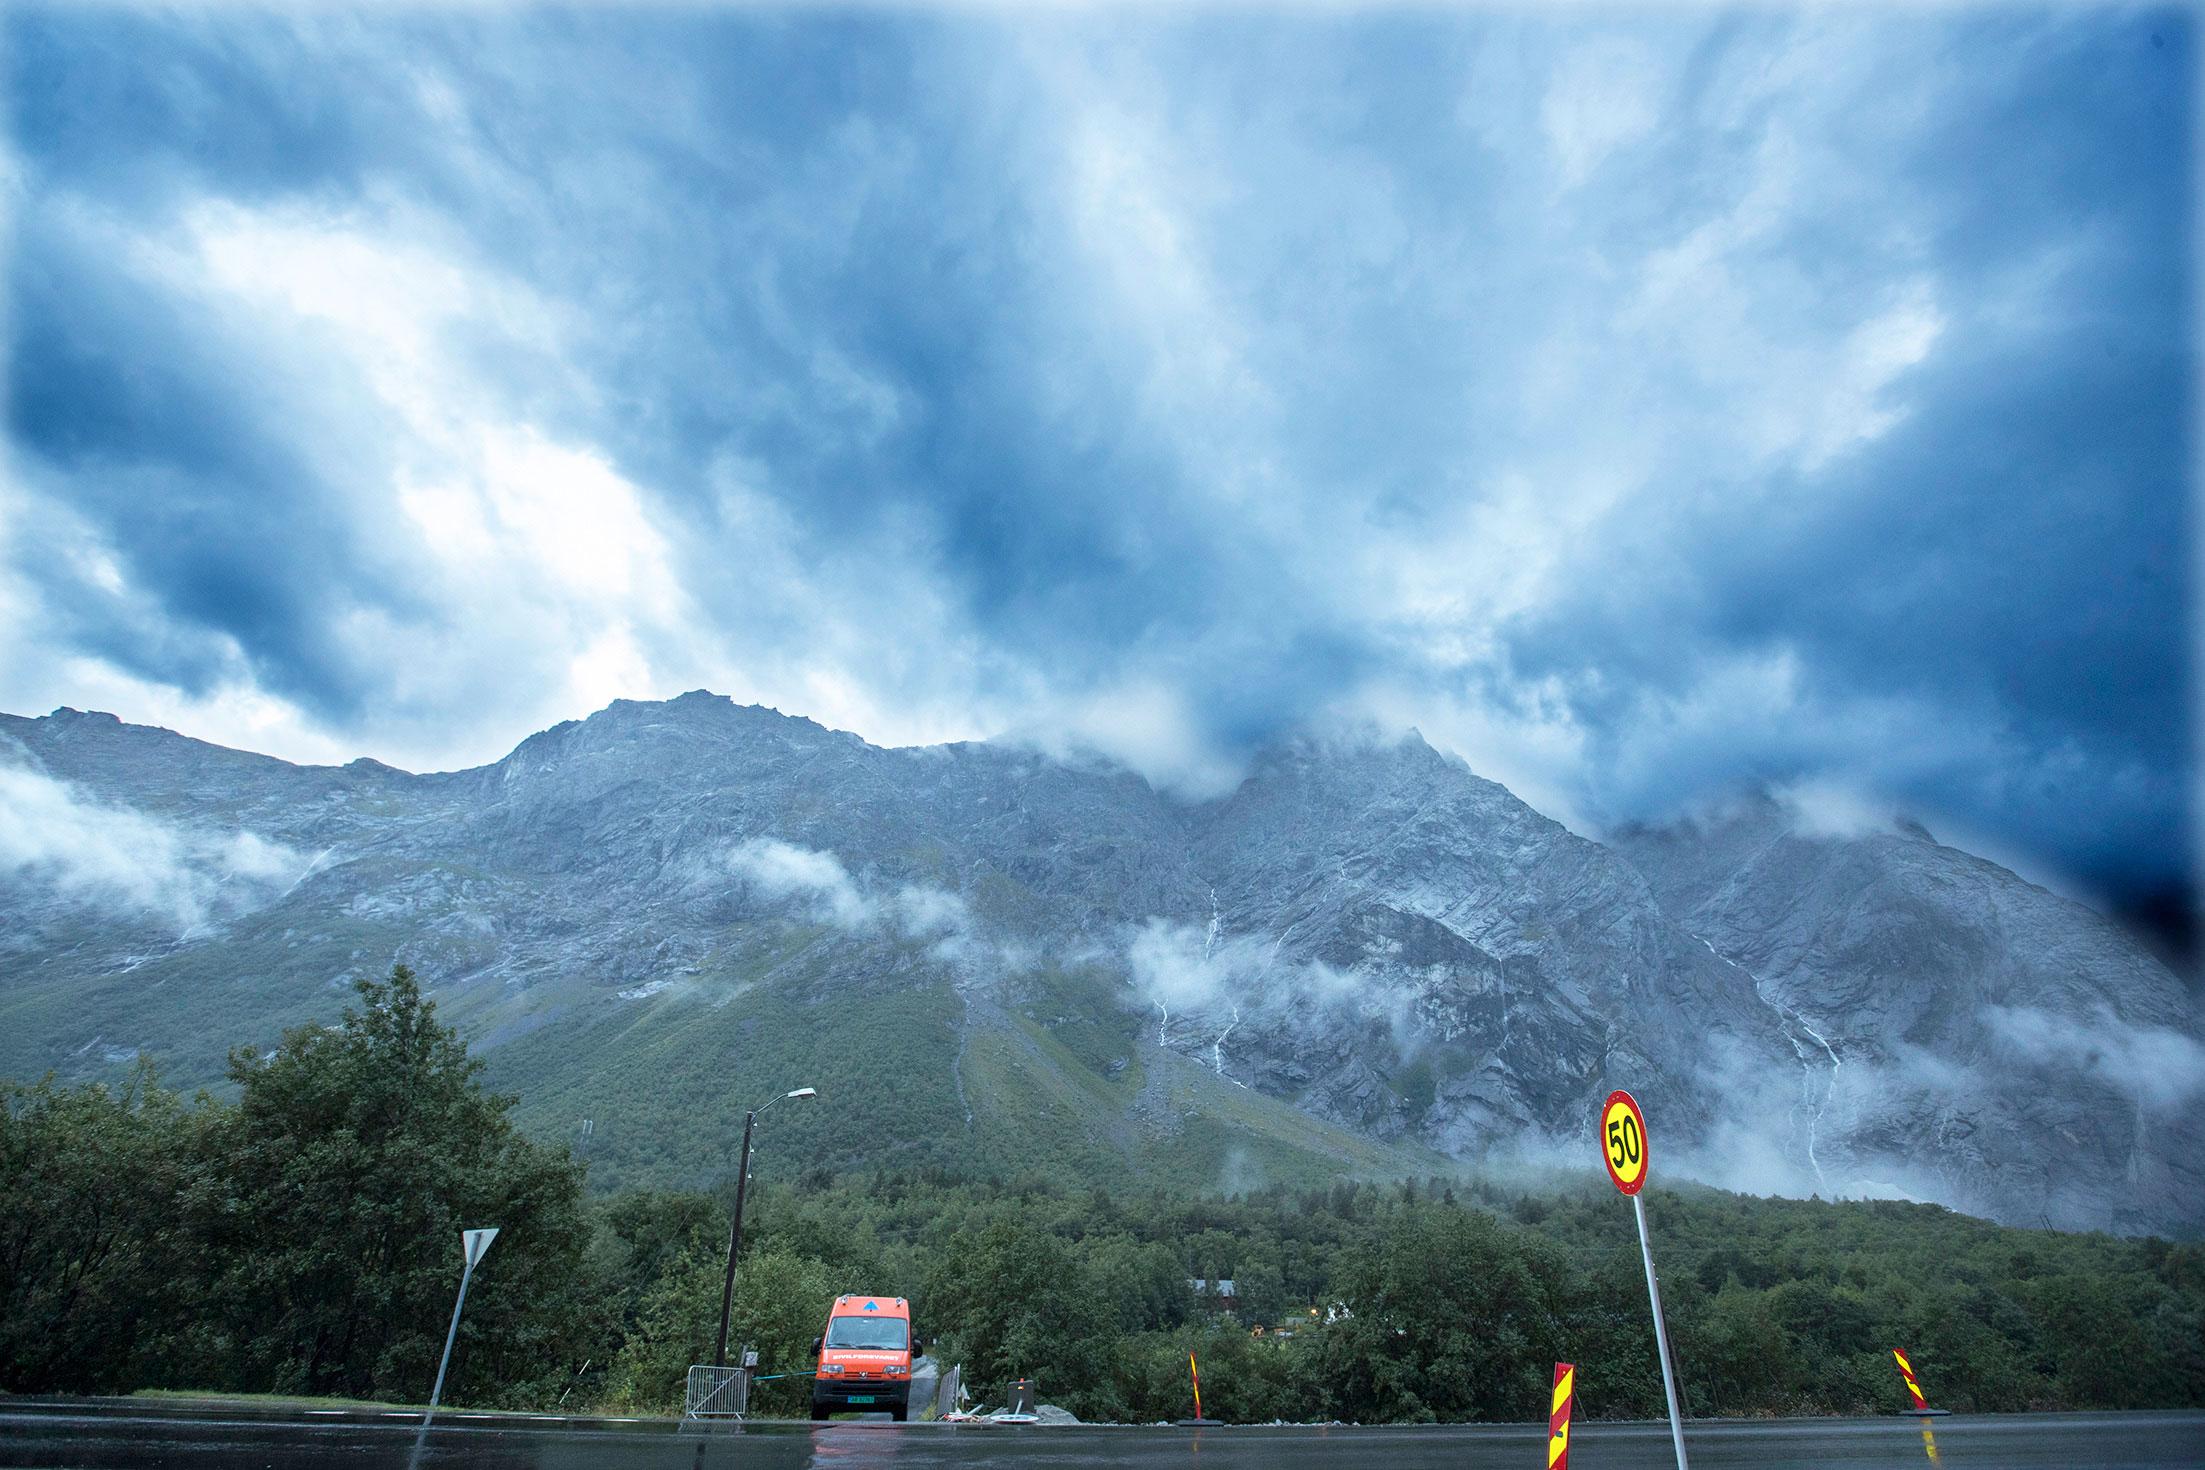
(685, 1363), (751, 1420)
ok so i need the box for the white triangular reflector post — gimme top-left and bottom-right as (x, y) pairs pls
(464, 1227), (499, 1269)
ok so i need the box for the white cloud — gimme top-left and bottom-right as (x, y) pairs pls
(1540, 38), (1663, 188)
(1589, 647), (1988, 822)
(1775, 778), (1903, 840)
(1620, 126), (1945, 476)
(725, 839), (986, 966)
(1004, 679), (1246, 800)
(728, 838), (874, 931)
(1127, 917), (1370, 1042)
(176, 205), (697, 743)
(0, 462), (370, 765)
(1045, 53), (1265, 447)
(0, 7), (2163, 922)
(1126, 918), (1237, 1013)
(0, 762), (307, 934)
(1348, 679), (1593, 835)
(1791, 284), (1946, 471)
(1985, 1006), (2205, 1114)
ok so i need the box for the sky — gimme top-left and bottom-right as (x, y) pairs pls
(1, 4), (2194, 951)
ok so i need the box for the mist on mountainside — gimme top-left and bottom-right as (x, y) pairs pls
(1, 695), (2197, 1237)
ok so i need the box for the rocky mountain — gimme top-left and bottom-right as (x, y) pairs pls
(1, 694), (2195, 1234)
(1611, 794), (2202, 1235)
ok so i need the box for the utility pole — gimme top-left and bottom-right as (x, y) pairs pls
(713, 1108), (758, 1368)
(712, 1087), (815, 1367)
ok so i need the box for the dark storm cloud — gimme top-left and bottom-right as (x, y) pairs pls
(0, 5), (2189, 920)
(1497, 10), (2191, 895)
(8, 200), (413, 720)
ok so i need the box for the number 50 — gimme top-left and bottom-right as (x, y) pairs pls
(1608, 1115), (1641, 1168)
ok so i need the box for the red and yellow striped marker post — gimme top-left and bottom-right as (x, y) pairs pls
(1548, 1362), (1575, 1469)
(1893, 1349), (1931, 1414)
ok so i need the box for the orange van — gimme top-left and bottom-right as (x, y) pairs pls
(810, 1294), (918, 1421)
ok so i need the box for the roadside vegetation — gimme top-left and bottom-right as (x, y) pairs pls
(4, 965), (2201, 1423)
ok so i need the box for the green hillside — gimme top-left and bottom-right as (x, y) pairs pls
(489, 948), (1444, 1195)
(9, 964), (2202, 1426)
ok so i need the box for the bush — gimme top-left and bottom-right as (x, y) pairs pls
(605, 1243), (844, 1416)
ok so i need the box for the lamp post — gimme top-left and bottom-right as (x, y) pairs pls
(713, 1086), (817, 1366)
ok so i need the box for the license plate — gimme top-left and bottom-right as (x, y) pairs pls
(847, 1395), (875, 1404)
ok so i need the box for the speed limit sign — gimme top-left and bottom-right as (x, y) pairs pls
(1602, 1089), (1648, 1195)
(1600, 1086), (1685, 1468)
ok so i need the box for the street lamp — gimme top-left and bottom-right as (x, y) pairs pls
(712, 1086), (817, 1366)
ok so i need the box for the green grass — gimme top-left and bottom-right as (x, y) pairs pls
(963, 1019), (1133, 1180)
(489, 938), (971, 1193)
(131, 1388), (425, 1410)
(0, 912), (418, 1093)
(129, 1388), (673, 1418)
(8, 901), (1452, 1203)
(1142, 1048), (1454, 1187)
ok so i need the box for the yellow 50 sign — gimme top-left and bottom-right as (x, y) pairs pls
(1602, 1086), (1685, 1468)
(1602, 1089), (1648, 1195)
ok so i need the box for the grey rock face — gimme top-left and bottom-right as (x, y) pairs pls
(0, 696), (2193, 1234)
(1611, 793), (2202, 1235)
(1172, 737), (1793, 1161)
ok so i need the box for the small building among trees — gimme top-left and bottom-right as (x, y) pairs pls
(1186, 1277), (1238, 1314)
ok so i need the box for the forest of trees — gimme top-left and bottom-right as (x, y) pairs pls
(5, 965), (2202, 1422)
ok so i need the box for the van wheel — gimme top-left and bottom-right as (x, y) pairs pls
(890, 1406), (908, 1423)
(810, 1404), (829, 1422)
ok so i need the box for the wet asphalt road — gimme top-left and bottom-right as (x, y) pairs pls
(2, 1401), (2200, 1469)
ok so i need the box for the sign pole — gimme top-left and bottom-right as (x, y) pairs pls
(1633, 1192), (1689, 1470)
(1600, 1090), (1685, 1470)
(424, 1227), (500, 1429)
(425, 1257), (476, 1425)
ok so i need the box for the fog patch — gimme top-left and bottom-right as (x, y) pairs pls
(1128, 919), (1365, 1013)
(1126, 918), (1429, 1092)
(1217, 1145), (1265, 1196)
(1775, 779), (1903, 840)
(728, 838), (873, 929)
(1985, 1005), (2205, 1112)
(724, 838), (1009, 974)
(996, 679), (1249, 802)
(1667, 1002), (2205, 1217)
(0, 762), (307, 934)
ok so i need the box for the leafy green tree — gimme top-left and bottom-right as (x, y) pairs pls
(13, 989), (2205, 1424)
(923, 1216), (1120, 1420)
(1114, 1321), (1316, 1423)
(1087, 1235), (1189, 1334)
(1687, 1283), (1793, 1411)
(1316, 1205), (1569, 1424)
(605, 1242), (843, 1416)
(0, 1065), (209, 1393)
(2024, 1274), (2160, 1409)
(185, 965), (592, 1404)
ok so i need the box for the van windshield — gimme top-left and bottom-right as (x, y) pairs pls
(825, 1315), (908, 1351)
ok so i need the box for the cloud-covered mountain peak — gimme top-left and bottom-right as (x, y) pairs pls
(2, 693), (2195, 1234)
